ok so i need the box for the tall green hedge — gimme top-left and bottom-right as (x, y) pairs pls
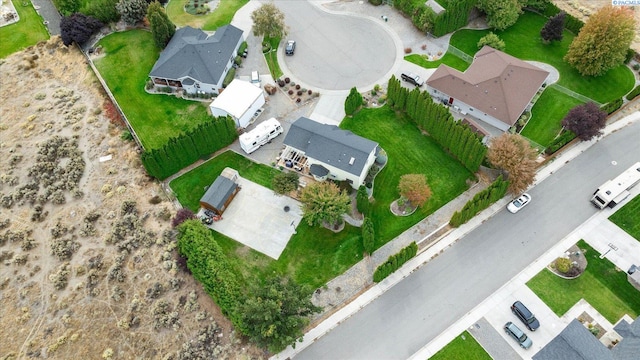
(141, 116), (237, 179)
(387, 75), (487, 172)
(528, 0), (583, 34)
(545, 129), (576, 155)
(432, 0), (476, 36)
(373, 242), (418, 282)
(626, 85), (640, 101)
(601, 98), (623, 115)
(449, 175), (509, 227)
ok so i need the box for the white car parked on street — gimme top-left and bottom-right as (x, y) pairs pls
(507, 193), (531, 213)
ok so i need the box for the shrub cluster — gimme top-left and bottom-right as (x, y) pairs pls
(555, 257), (571, 273)
(450, 175), (509, 227)
(600, 98), (623, 115)
(141, 116), (237, 179)
(533, 0), (584, 34)
(373, 242), (418, 282)
(545, 130), (577, 155)
(387, 76), (486, 172)
(394, 0), (474, 37)
(626, 85), (640, 101)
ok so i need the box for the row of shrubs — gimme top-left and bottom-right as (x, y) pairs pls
(449, 175), (509, 227)
(531, 0), (584, 35)
(141, 116), (237, 179)
(382, 0), (475, 37)
(387, 75), (487, 173)
(601, 98), (623, 115)
(545, 129), (576, 155)
(373, 242), (418, 283)
(626, 85), (640, 101)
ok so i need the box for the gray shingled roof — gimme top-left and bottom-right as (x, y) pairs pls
(283, 117), (378, 177)
(427, 46), (549, 127)
(200, 176), (237, 211)
(149, 25), (243, 85)
(533, 319), (614, 360)
(613, 316), (640, 360)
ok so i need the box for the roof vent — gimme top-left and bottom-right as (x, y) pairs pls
(349, 157), (355, 165)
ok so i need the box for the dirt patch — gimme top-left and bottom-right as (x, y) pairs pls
(0, 37), (263, 359)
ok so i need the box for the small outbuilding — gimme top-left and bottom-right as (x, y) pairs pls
(209, 79), (265, 128)
(199, 171), (240, 216)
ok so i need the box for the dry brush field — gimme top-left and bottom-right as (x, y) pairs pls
(0, 37), (262, 360)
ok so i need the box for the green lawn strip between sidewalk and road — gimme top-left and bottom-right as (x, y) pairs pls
(405, 53), (470, 72)
(94, 30), (211, 150)
(521, 85), (584, 147)
(527, 240), (640, 324)
(449, 11), (634, 105)
(609, 194), (640, 242)
(341, 106), (472, 247)
(264, 36), (283, 79)
(166, 0), (248, 31)
(0, 0), (49, 59)
(430, 331), (492, 360)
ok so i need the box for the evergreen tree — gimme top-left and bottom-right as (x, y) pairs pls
(147, 1), (175, 48)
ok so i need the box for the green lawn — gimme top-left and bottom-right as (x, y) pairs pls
(166, 0), (248, 31)
(405, 53), (470, 72)
(342, 106), (472, 245)
(169, 150), (364, 287)
(264, 36), (283, 79)
(170, 150), (280, 211)
(609, 194), (640, 241)
(0, 0), (49, 58)
(449, 11), (634, 104)
(521, 85), (584, 147)
(94, 30), (211, 150)
(527, 240), (640, 323)
(429, 331), (491, 360)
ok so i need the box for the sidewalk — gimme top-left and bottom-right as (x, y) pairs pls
(272, 110), (640, 360)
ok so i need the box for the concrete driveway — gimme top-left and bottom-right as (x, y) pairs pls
(273, 0), (397, 91)
(207, 175), (302, 260)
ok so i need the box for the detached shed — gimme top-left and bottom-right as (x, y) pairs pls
(199, 175), (240, 216)
(209, 79), (265, 128)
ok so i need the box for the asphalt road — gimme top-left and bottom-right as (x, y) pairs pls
(295, 121), (640, 359)
(274, 0), (397, 90)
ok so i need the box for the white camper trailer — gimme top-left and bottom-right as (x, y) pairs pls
(239, 118), (284, 154)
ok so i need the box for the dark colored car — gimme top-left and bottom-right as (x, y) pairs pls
(401, 72), (424, 87)
(504, 322), (533, 349)
(511, 301), (540, 331)
(285, 40), (296, 55)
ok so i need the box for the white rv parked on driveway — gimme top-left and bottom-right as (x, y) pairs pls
(239, 118), (284, 154)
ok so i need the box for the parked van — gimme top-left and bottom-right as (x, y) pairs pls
(251, 71), (260, 87)
(401, 72), (424, 87)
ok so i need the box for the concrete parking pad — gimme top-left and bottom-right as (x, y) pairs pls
(469, 317), (522, 360)
(208, 176), (302, 260)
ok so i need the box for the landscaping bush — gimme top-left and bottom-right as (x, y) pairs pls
(368, 0), (382, 5)
(626, 85), (640, 100)
(449, 175), (509, 227)
(601, 98), (623, 115)
(288, 89), (293, 95)
(344, 87), (363, 116)
(356, 185), (370, 215)
(373, 242), (418, 282)
(238, 41), (248, 55)
(285, 77), (290, 83)
(222, 68), (236, 88)
(555, 257), (571, 274)
(545, 130), (577, 155)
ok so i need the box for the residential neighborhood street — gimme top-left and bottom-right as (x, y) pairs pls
(290, 118), (640, 359)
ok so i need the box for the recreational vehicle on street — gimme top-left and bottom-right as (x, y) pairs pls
(591, 162), (640, 209)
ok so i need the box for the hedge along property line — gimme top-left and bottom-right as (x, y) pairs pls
(373, 242), (418, 283)
(626, 85), (640, 101)
(601, 98), (623, 115)
(141, 116), (238, 179)
(392, 0), (475, 37)
(386, 75), (487, 173)
(449, 175), (509, 227)
(545, 129), (577, 155)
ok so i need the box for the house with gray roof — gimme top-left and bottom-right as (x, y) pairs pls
(282, 117), (379, 189)
(149, 25), (243, 96)
(426, 45), (549, 132)
(534, 317), (640, 360)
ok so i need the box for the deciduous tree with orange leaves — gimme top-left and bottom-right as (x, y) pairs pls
(487, 133), (538, 195)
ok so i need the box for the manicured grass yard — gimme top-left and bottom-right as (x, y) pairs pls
(94, 30), (211, 150)
(0, 0), (49, 58)
(264, 36), (283, 79)
(341, 106), (472, 245)
(405, 53), (470, 72)
(521, 85), (584, 147)
(449, 12), (634, 104)
(527, 240), (640, 323)
(430, 331), (491, 360)
(609, 194), (640, 241)
(166, 0), (248, 30)
(170, 150), (364, 287)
